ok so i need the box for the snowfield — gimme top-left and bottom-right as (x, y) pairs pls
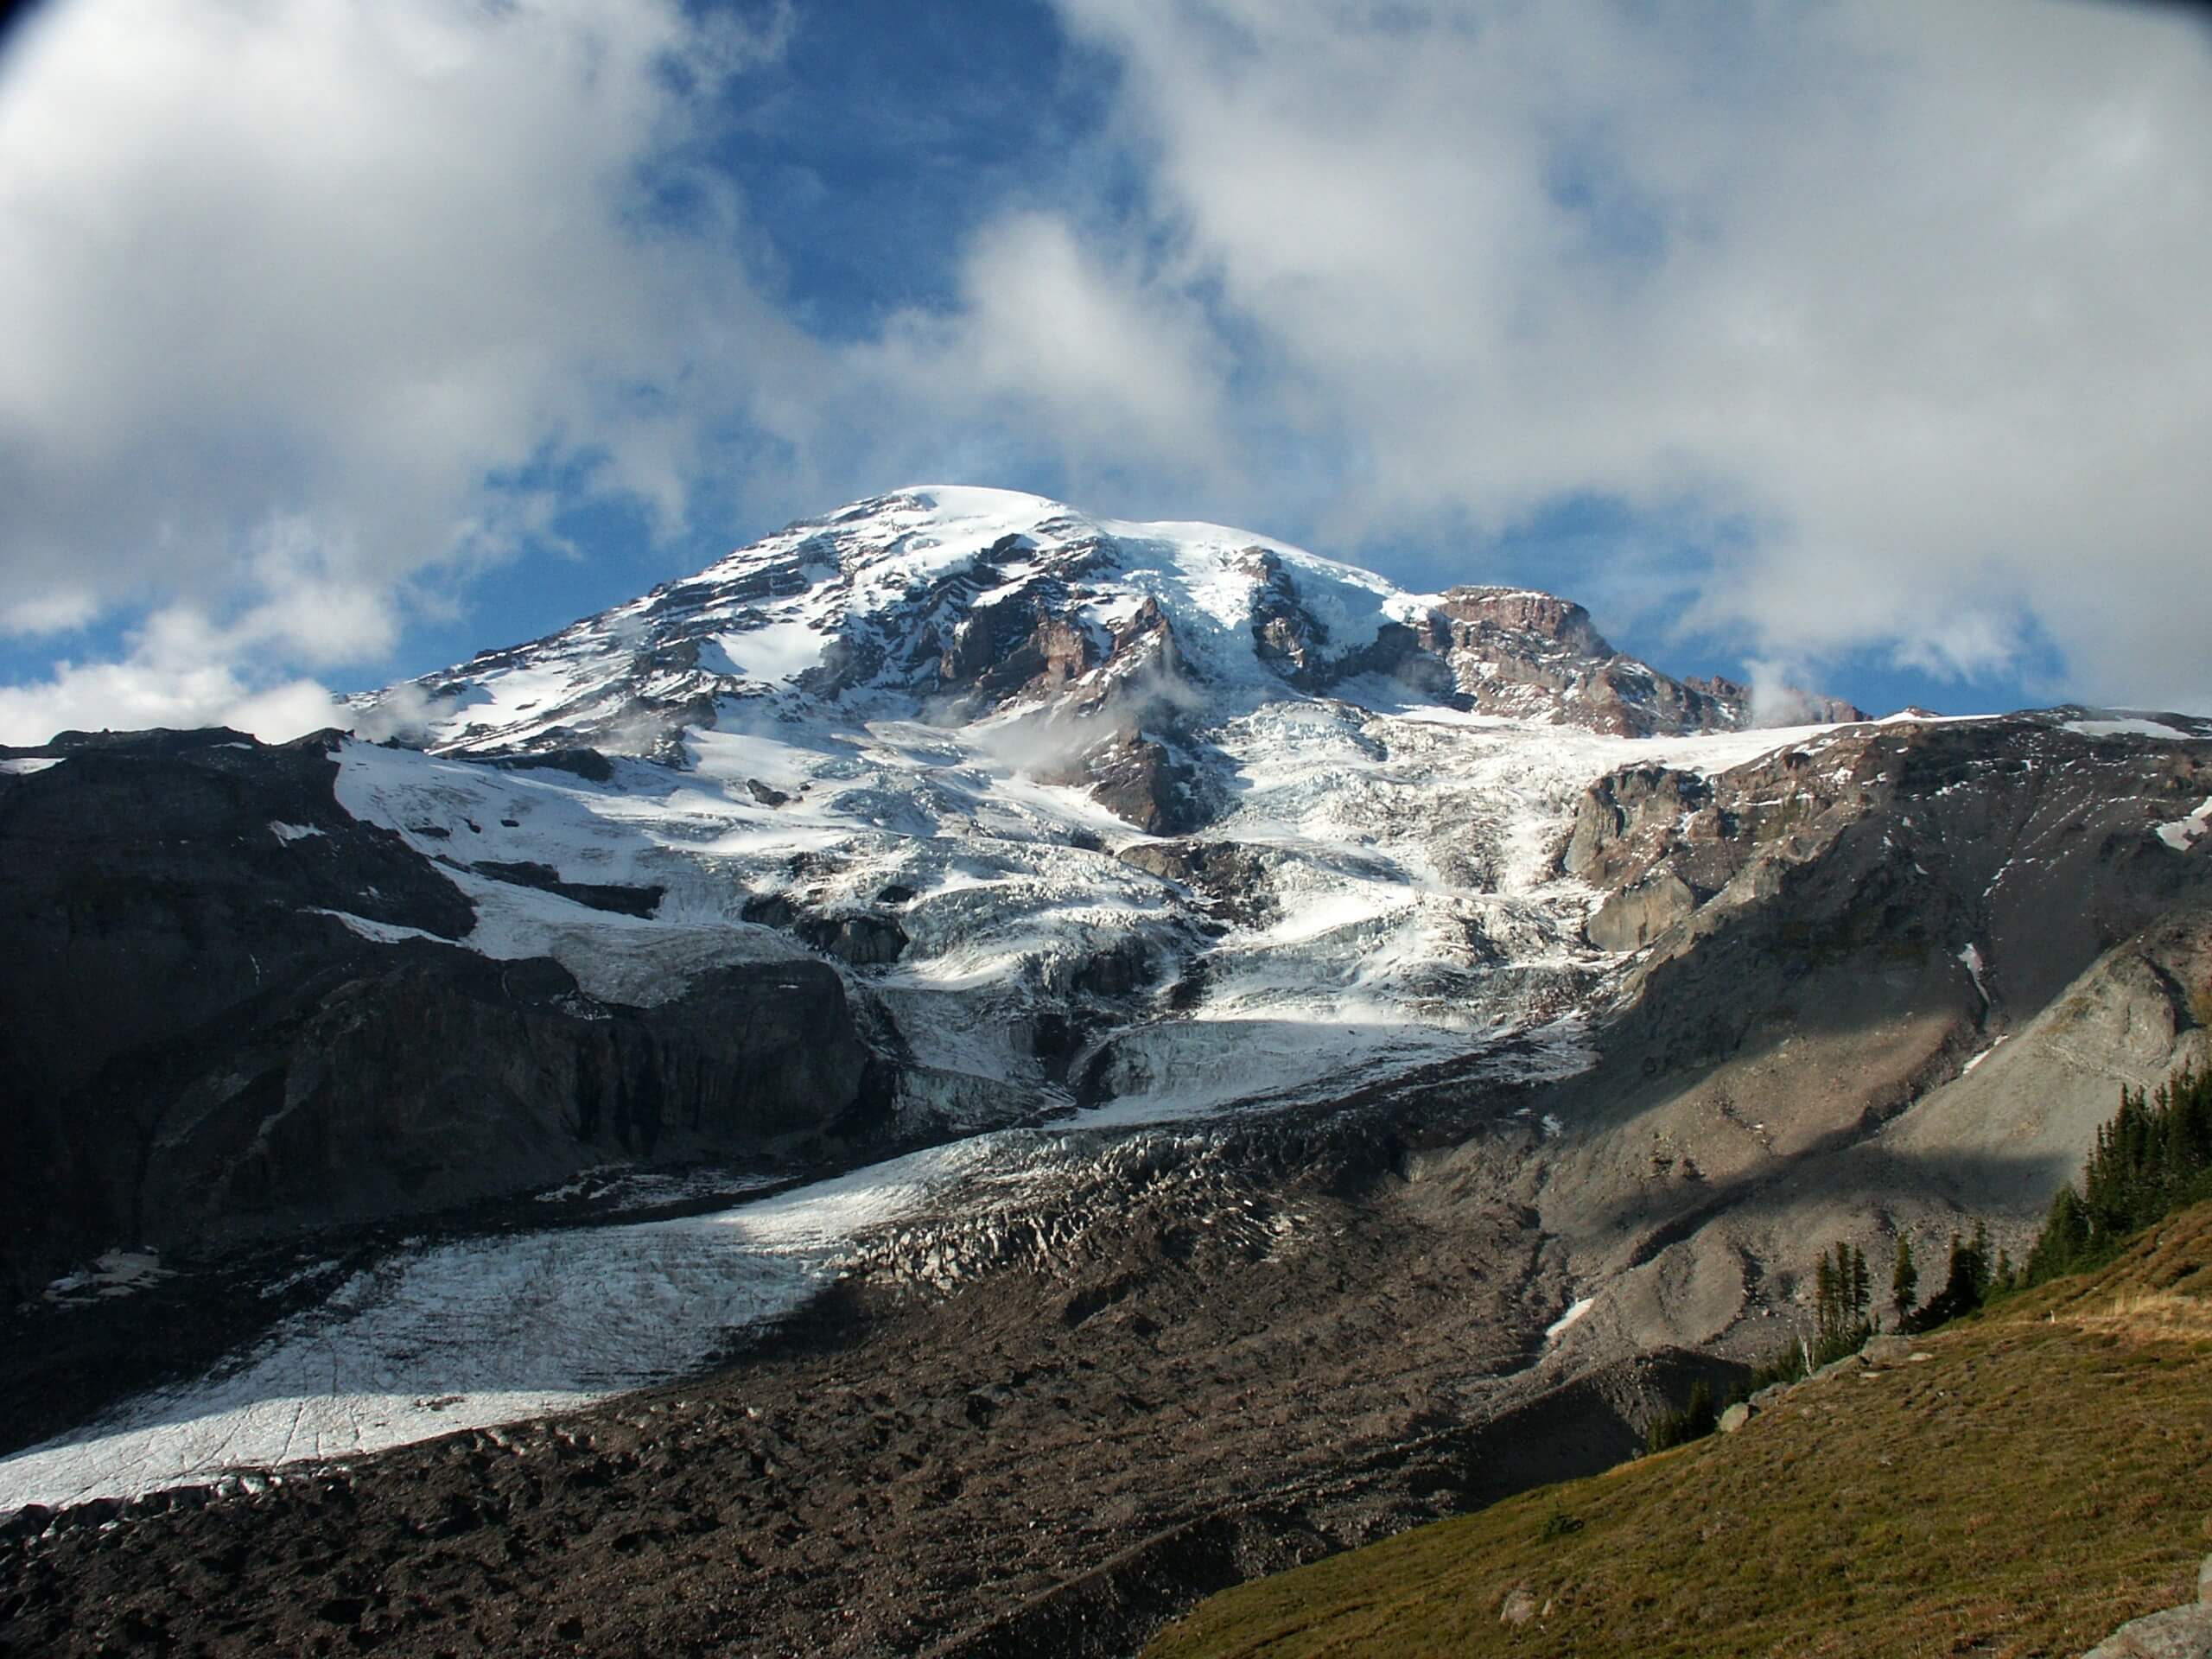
(0, 1141), (1012, 1513)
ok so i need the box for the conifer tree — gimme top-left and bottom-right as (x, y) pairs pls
(1891, 1234), (1918, 1325)
(2025, 1185), (2090, 1282)
(1808, 1239), (1876, 1361)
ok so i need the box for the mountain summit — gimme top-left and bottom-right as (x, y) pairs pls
(353, 488), (1851, 802)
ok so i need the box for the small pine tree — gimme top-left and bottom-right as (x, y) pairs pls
(1906, 1228), (1982, 1330)
(2026, 1185), (2091, 1283)
(1891, 1234), (1918, 1325)
(1645, 1377), (1719, 1454)
(1684, 1377), (1715, 1439)
(1808, 1238), (1876, 1363)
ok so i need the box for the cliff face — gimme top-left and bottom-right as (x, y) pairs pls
(1562, 714), (2212, 1014)
(0, 729), (880, 1295)
(1485, 711), (2212, 1360)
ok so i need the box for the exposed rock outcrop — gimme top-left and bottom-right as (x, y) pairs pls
(1564, 715), (2212, 1001)
(1334, 586), (1817, 736)
(467, 858), (664, 918)
(0, 729), (887, 1297)
(1067, 732), (1212, 836)
(1115, 839), (1280, 925)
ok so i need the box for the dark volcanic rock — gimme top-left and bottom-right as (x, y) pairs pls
(1075, 733), (1211, 836)
(1424, 588), (1760, 735)
(133, 950), (869, 1248)
(469, 858), (664, 918)
(1116, 838), (1281, 925)
(1323, 588), (1802, 735)
(1563, 715), (2212, 1011)
(1243, 548), (1332, 688)
(796, 911), (910, 966)
(482, 747), (616, 784)
(0, 730), (881, 1298)
(939, 600), (1096, 707)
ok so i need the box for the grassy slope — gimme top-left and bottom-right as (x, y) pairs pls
(1147, 1203), (2212, 1659)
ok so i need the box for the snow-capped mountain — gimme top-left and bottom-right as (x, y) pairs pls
(353, 486), (1785, 765)
(327, 486), (1853, 1138)
(4, 486), (2210, 1549)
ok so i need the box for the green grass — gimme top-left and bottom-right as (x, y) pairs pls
(1146, 1203), (2212, 1659)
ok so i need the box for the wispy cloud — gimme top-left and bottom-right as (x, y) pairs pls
(0, 0), (800, 738)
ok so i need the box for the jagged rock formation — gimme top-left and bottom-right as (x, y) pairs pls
(348, 488), (1820, 826)
(1505, 713), (2212, 1360)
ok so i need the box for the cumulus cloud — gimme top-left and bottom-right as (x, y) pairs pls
(864, 213), (1235, 492)
(1052, 0), (2212, 709)
(0, 0), (804, 738)
(0, 616), (340, 745)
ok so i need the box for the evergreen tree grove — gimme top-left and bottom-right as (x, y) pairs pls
(2022, 1068), (2212, 1287)
(1809, 1237), (1876, 1364)
(1646, 1377), (1719, 1454)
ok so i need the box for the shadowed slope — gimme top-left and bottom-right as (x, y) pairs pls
(1147, 1202), (2212, 1659)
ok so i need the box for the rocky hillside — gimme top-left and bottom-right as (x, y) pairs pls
(0, 728), (886, 1299)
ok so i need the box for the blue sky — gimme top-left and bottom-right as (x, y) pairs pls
(2, 0), (2208, 741)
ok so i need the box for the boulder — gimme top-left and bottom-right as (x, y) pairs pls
(1718, 1402), (1753, 1433)
(2076, 1556), (2212, 1656)
(2082, 1604), (2212, 1658)
(1587, 868), (1696, 952)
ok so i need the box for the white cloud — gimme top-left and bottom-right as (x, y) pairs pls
(3, 591), (99, 637)
(0, 0), (804, 730)
(1052, 0), (2212, 709)
(849, 212), (1236, 499)
(0, 642), (337, 746)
